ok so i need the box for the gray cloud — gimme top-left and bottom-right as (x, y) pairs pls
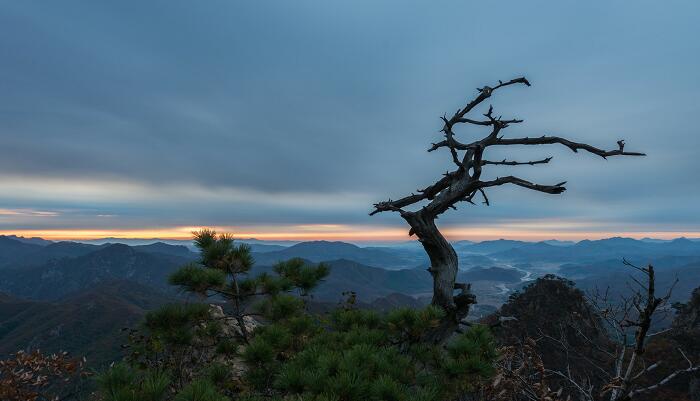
(0, 0), (699, 236)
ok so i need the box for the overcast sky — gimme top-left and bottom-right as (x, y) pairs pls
(1, 1), (699, 241)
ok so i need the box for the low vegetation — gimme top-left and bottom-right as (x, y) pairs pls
(94, 230), (498, 401)
(0, 350), (89, 401)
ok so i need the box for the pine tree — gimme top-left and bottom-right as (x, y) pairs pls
(96, 230), (498, 401)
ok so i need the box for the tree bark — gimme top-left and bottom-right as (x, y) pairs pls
(409, 212), (458, 309)
(404, 211), (474, 342)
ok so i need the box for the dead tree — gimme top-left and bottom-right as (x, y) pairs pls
(535, 262), (698, 401)
(370, 77), (644, 341)
(591, 262), (697, 401)
(486, 262), (697, 401)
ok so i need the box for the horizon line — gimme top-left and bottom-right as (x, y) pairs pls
(2, 228), (700, 243)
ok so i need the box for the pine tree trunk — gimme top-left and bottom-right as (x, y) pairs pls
(420, 218), (458, 309)
(404, 212), (473, 342)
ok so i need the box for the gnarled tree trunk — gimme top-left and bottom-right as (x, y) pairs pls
(370, 76), (644, 344)
(405, 211), (458, 309)
(404, 211), (475, 342)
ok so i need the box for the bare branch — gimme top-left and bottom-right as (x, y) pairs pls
(628, 364), (700, 398)
(623, 258), (648, 274)
(369, 199), (408, 216)
(479, 176), (567, 195)
(428, 77), (530, 154)
(544, 368), (595, 401)
(457, 117), (524, 127)
(369, 173), (455, 216)
(478, 188), (490, 205)
(449, 77), (530, 128)
(645, 327), (673, 338)
(494, 135), (646, 158)
(481, 157), (552, 166)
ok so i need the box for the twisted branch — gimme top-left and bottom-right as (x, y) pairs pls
(481, 157), (553, 166)
(371, 76), (644, 218)
(494, 136), (646, 158)
(369, 76), (645, 342)
(480, 176), (567, 195)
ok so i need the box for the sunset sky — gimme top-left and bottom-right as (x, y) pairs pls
(1, 1), (699, 242)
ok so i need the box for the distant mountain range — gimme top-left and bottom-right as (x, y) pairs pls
(0, 280), (173, 367)
(0, 242), (195, 300)
(1, 233), (699, 367)
(0, 235), (532, 303)
(0, 236), (194, 269)
(488, 237), (700, 264)
(3, 235), (700, 299)
(7, 234), (699, 266)
(1, 234), (53, 246)
(251, 240), (425, 270)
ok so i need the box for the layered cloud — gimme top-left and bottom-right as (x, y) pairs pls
(0, 1), (699, 240)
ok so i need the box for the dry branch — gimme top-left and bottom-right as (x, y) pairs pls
(370, 76), (644, 342)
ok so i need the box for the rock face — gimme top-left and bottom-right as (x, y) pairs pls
(208, 304), (258, 338)
(207, 304), (259, 379)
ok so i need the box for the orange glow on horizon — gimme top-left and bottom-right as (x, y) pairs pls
(2, 225), (700, 242)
